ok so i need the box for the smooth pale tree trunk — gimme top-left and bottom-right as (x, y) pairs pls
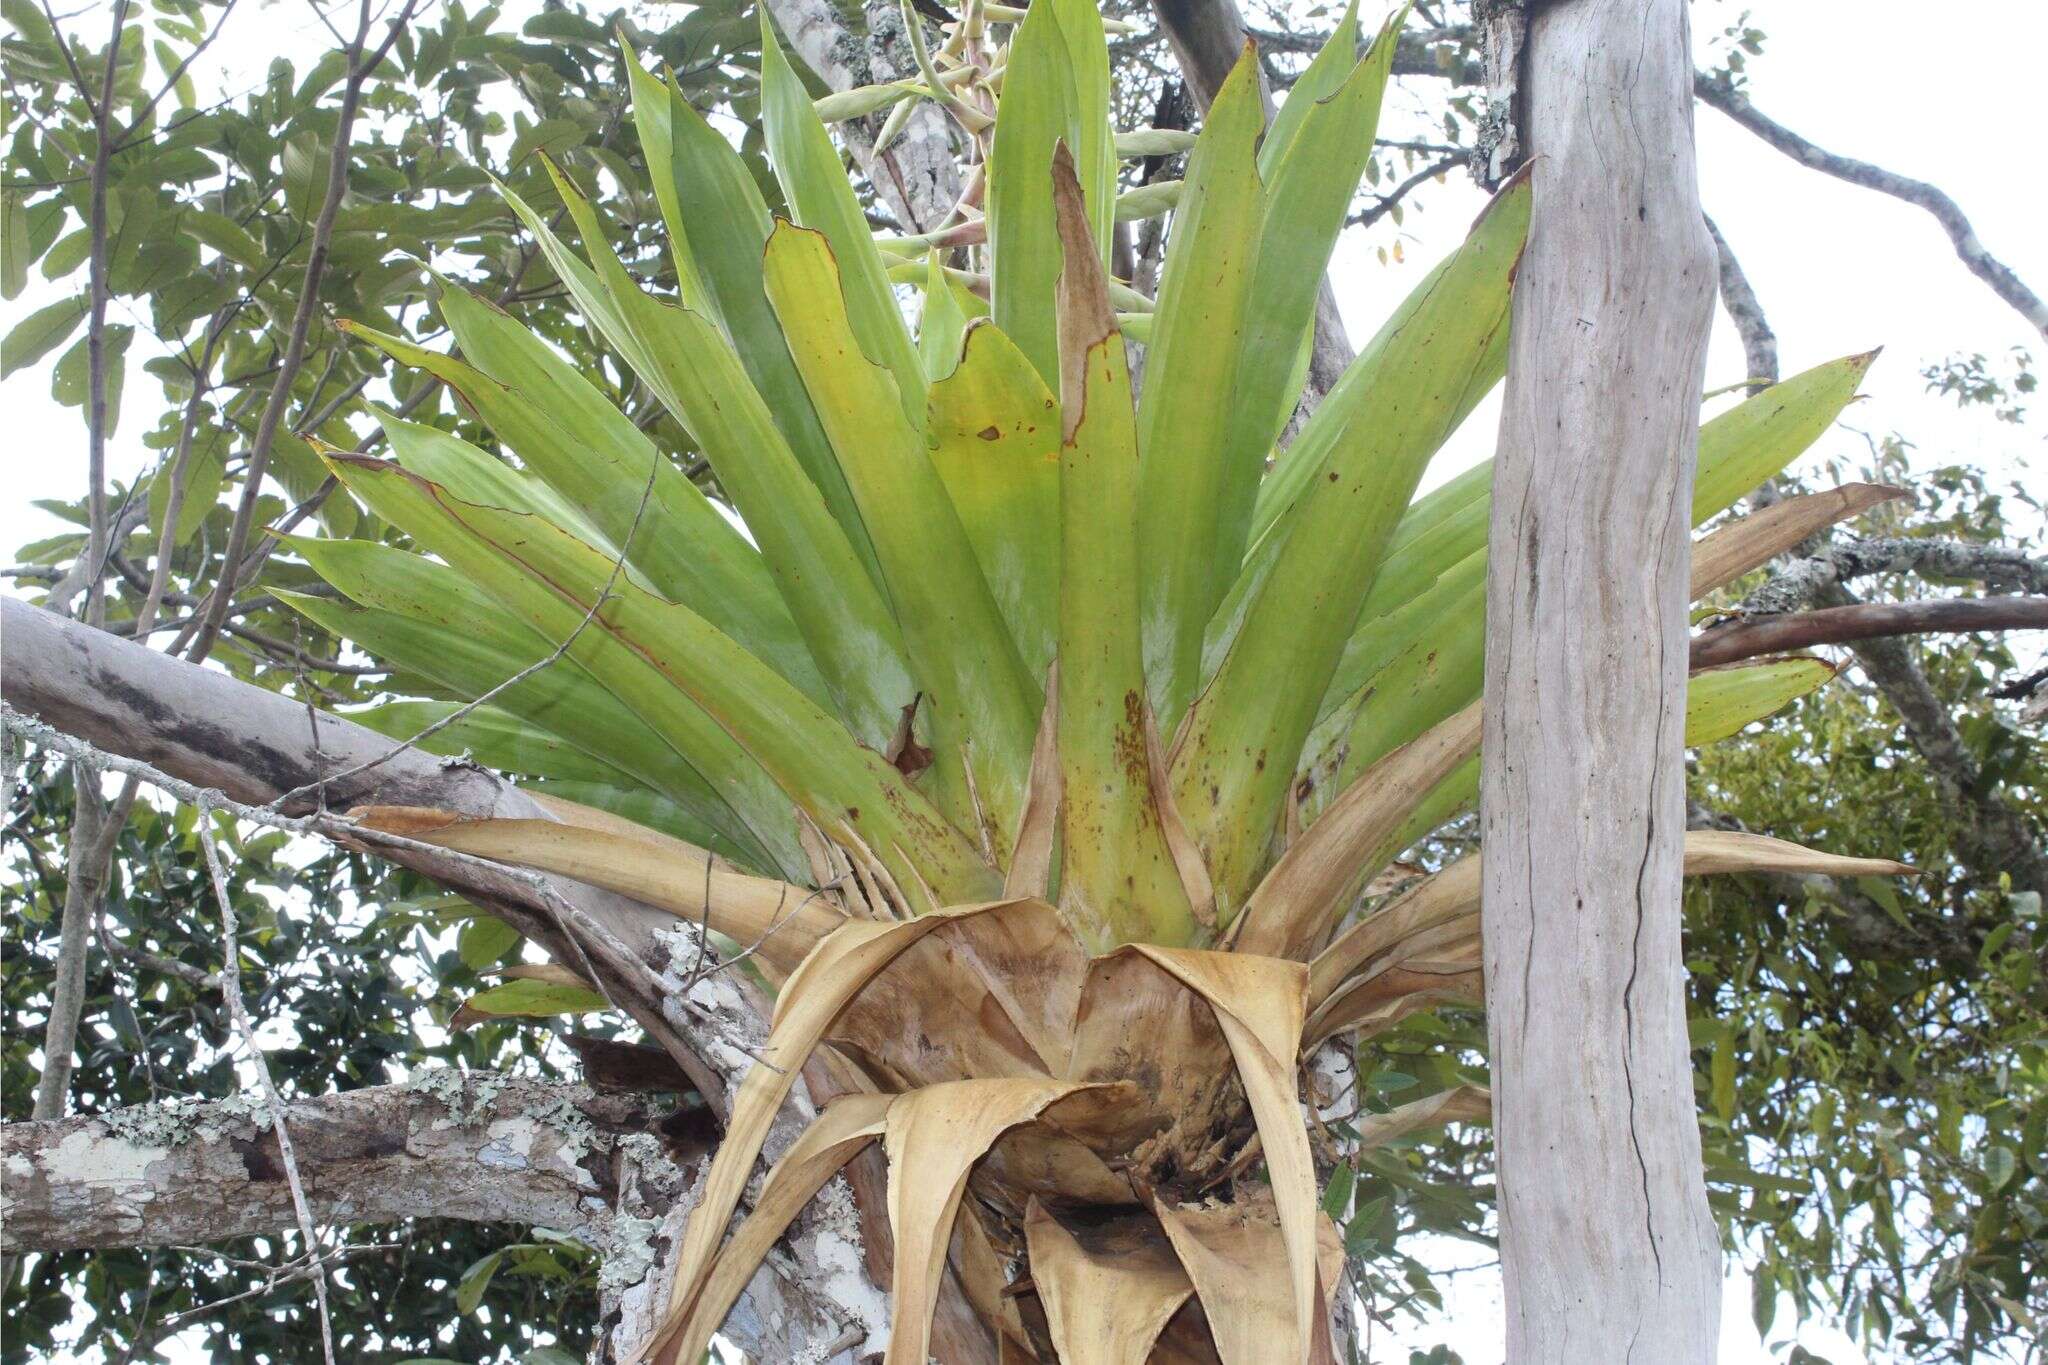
(1479, 1), (1722, 1361)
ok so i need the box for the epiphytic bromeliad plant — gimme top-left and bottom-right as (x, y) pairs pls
(276, 0), (1910, 1358)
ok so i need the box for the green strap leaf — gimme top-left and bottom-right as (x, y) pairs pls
(326, 455), (1001, 911)
(274, 542), (792, 874)
(925, 319), (1061, 679)
(344, 699), (626, 784)
(757, 12), (925, 427)
(1051, 146), (1200, 951)
(1322, 349), (1882, 659)
(1048, 0), (1115, 262)
(1174, 175), (1532, 919)
(984, 0), (1081, 386)
(347, 306), (829, 706)
(1291, 351), (1884, 784)
(375, 410), (609, 547)
(497, 171), (917, 751)
(623, 53), (886, 589)
(917, 250), (984, 381)
(762, 222), (1040, 858)
(1133, 48), (1268, 731)
(1210, 9), (1402, 582)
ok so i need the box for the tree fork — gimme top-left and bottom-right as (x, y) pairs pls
(1479, 1), (1723, 1359)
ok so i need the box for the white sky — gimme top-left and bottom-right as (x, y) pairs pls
(5, 0), (2044, 1360)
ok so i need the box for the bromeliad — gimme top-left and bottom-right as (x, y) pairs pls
(283, 1), (1910, 1358)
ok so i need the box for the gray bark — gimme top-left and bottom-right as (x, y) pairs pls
(1693, 73), (2048, 344)
(1703, 213), (1777, 398)
(0, 1071), (870, 1362)
(1, 595), (674, 968)
(1478, 2), (1723, 1360)
(1, 1072), (673, 1252)
(762, 0), (960, 233)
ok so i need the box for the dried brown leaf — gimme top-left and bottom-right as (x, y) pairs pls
(1126, 948), (1318, 1362)
(1689, 483), (1908, 599)
(883, 1079), (1100, 1365)
(1024, 1201), (1194, 1364)
(348, 807), (841, 975)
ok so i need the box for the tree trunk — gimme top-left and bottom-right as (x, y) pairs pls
(1479, 2), (1722, 1361)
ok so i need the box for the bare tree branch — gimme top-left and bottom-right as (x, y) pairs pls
(1693, 73), (2048, 343)
(0, 1072), (689, 1253)
(1703, 213), (1779, 398)
(0, 595), (742, 1103)
(1689, 596), (2048, 668)
(1741, 538), (2048, 617)
(32, 0), (132, 1123)
(1808, 582), (2048, 907)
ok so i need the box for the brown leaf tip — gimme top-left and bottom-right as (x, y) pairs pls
(1051, 140), (1118, 442)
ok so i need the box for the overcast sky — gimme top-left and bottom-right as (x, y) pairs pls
(5, 1), (2043, 1360)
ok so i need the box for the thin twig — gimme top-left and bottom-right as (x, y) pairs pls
(264, 454), (659, 813)
(184, 0), (424, 663)
(1694, 72), (2048, 343)
(1690, 596), (2048, 669)
(192, 794), (338, 1365)
(1703, 212), (1778, 399)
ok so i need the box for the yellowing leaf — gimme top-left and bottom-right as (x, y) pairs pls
(346, 809), (841, 978)
(1050, 145), (1199, 951)
(926, 321), (1062, 678)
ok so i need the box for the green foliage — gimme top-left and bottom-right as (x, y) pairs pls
(5, 0), (2043, 1358)
(1684, 448), (2046, 1358)
(2, 752), (607, 1362)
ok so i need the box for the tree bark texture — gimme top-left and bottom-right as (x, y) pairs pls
(0, 1071), (875, 1361)
(1479, 2), (1723, 1361)
(0, 1072), (680, 1252)
(762, 0), (960, 233)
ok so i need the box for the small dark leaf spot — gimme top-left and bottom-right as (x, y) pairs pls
(977, 425), (1002, 441)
